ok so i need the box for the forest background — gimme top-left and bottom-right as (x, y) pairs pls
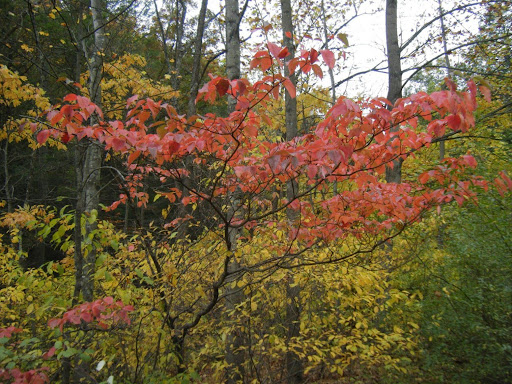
(0, 0), (511, 383)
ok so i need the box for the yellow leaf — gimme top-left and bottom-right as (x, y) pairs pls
(49, 12), (56, 19)
(60, 39), (66, 44)
(251, 301), (257, 311)
(21, 44), (34, 52)
(26, 303), (34, 314)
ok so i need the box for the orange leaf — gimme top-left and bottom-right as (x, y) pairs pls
(283, 78), (296, 98)
(312, 64), (323, 79)
(127, 150), (141, 164)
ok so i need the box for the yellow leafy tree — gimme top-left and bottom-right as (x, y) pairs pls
(79, 54), (179, 120)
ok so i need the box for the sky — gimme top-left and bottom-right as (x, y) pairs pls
(181, 0), (480, 98)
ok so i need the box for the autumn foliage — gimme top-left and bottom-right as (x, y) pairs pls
(1, 30), (510, 383)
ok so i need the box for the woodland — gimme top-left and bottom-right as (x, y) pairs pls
(0, 0), (511, 383)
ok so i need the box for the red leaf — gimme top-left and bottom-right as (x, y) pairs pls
(0, 326), (22, 338)
(328, 150), (342, 165)
(81, 311), (92, 323)
(277, 47), (290, 59)
(312, 64), (323, 79)
(479, 85), (491, 102)
(283, 78), (296, 98)
(47, 318), (62, 330)
(285, 31), (292, 38)
(463, 154), (477, 168)
(267, 42), (282, 59)
(128, 150), (141, 164)
(307, 165), (318, 179)
(215, 78), (230, 97)
(63, 94), (77, 102)
(301, 63), (312, 73)
(310, 49), (318, 64)
(320, 50), (335, 69)
(446, 114), (461, 130)
(111, 137), (126, 152)
(77, 95), (90, 110)
(235, 79), (247, 96)
(37, 130), (51, 144)
(268, 155), (281, 173)
(419, 172), (430, 184)
(287, 58), (300, 75)
(445, 77), (457, 91)
(43, 347), (56, 359)
(261, 56), (273, 71)
(245, 124), (258, 137)
(126, 94), (139, 107)
(146, 98), (161, 118)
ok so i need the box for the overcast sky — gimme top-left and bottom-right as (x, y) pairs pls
(186, 0), (479, 98)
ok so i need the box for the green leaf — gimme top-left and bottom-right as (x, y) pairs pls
(104, 270), (113, 282)
(110, 239), (119, 251)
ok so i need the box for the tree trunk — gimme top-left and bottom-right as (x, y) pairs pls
(281, 0), (303, 382)
(172, 0), (187, 97)
(78, 0), (107, 303)
(224, 0), (245, 382)
(225, 0), (241, 113)
(385, 0), (403, 183)
(320, 0), (338, 195)
(2, 139), (13, 213)
(187, 0), (208, 117)
(153, 0), (173, 76)
(438, 0), (452, 162)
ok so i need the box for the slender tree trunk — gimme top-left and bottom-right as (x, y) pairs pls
(281, 1), (303, 382)
(225, 0), (241, 113)
(385, 0), (403, 183)
(172, 0), (187, 95)
(320, 0), (336, 107)
(72, 1), (86, 307)
(438, 0), (452, 162)
(3, 139), (13, 213)
(187, 0), (208, 117)
(224, 0), (245, 382)
(153, 0), (173, 76)
(320, 0), (338, 195)
(436, 0), (452, 248)
(80, 0), (107, 303)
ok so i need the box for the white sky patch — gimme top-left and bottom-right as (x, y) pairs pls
(160, 0), (481, 98)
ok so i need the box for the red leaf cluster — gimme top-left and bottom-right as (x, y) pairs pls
(48, 297), (134, 332)
(32, 46), (493, 249)
(0, 368), (49, 384)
